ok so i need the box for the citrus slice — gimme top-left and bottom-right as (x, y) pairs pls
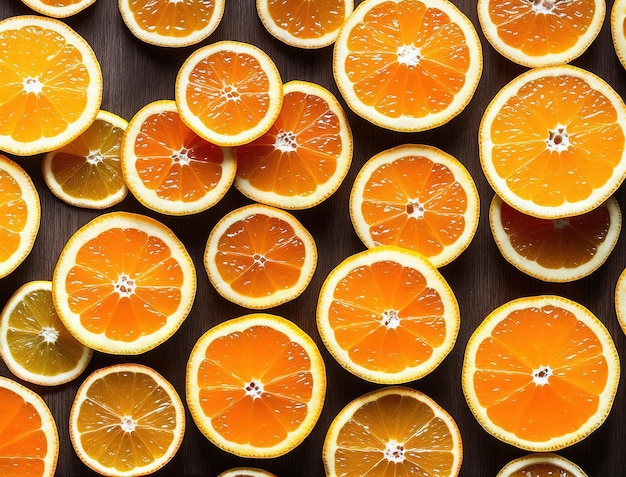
(480, 64), (626, 219)
(204, 203), (317, 309)
(0, 376), (59, 477)
(490, 195), (621, 282)
(19, 0), (96, 18)
(121, 100), (236, 215)
(496, 453), (588, 477)
(256, 0), (354, 49)
(317, 246), (459, 384)
(52, 211), (196, 355)
(0, 154), (40, 279)
(175, 40), (283, 147)
(333, 0), (483, 132)
(612, 0), (626, 70)
(235, 80), (353, 209)
(462, 295), (620, 451)
(0, 281), (92, 386)
(477, 0), (605, 67)
(350, 144), (479, 267)
(42, 110), (128, 210)
(118, 0), (225, 47)
(613, 266), (626, 335)
(186, 313), (326, 458)
(218, 469), (277, 477)
(0, 15), (102, 156)
(323, 386), (462, 477)
(69, 363), (185, 476)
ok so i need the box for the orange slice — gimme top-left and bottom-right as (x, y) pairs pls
(218, 469), (277, 477)
(186, 313), (326, 458)
(42, 110), (128, 210)
(121, 100), (236, 215)
(204, 203), (317, 309)
(235, 80), (353, 209)
(0, 281), (92, 386)
(317, 246), (459, 384)
(333, 0), (483, 132)
(613, 266), (626, 336)
(462, 295), (620, 451)
(256, 0), (354, 49)
(490, 195), (621, 282)
(0, 376), (59, 477)
(478, 0), (605, 67)
(118, 0), (225, 47)
(612, 0), (626, 70)
(323, 386), (462, 477)
(69, 363), (185, 476)
(350, 144), (479, 267)
(175, 40), (283, 147)
(480, 64), (626, 219)
(496, 453), (588, 477)
(52, 211), (196, 355)
(19, 0), (96, 18)
(0, 15), (102, 156)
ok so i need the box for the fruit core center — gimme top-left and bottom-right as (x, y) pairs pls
(381, 310), (400, 329)
(86, 151), (104, 165)
(23, 76), (43, 94)
(546, 125), (569, 151)
(222, 85), (241, 102)
(115, 274), (136, 297)
(397, 45), (421, 67)
(528, 0), (559, 13)
(244, 380), (264, 399)
(253, 254), (267, 267)
(406, 200), (425, 218)
(532, 365), (552, 385)
(120, 416), (137, 432)
(275, 131), (298, 152)
(172, 147), (191, 165)
(39, 326), (59, 344)
(383, 441), (405, 463)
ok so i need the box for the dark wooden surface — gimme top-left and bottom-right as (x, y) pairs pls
(2, 0), (626, 475)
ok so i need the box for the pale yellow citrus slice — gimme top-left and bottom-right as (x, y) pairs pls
(20, 0), (97, 18)
(496, 453), (588, 477)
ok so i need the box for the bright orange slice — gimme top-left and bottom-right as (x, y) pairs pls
(613, 266), (626, 336)
(612, 0), (626, 70)
(496, 453), (588, 477)
(19, 0), (96, 18)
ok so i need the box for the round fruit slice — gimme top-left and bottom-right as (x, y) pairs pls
(0, 15), (102, 156)
(490, 195), (621, 282)
(462, 295), (620, 451)
(613, 266), (626, 336)
(0, 281), (92, 386)
(42, 110), (128, 210)
(323, 386), (462, 477)
(0, 154), (40, 279)
(204, 203), (317, 309)
(118, 0), (225, 47)
(175, 40), (283, 147)
(480, 64), (626, 219)
(217, 469), (277, 477)
(478, 0), (605, 67)
(333, 0), (483, 132)
(121, 100), (236, 215)
(350, 144), (479, 267)
(186, 313), (326, 458)
(52, 211), (196, 355)
(235, 80), (353, 209)
(69, 363), (185, 476)
(317, 246), (459, 384)
(20, 0), (96, 18)
(0, 376), (59, 477)
(496, 453), (588, 477)
(256, 0), (354, 49)
(612, 0), (626, 70)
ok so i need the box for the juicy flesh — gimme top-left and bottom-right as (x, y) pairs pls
(509, 463), (575, 476)
(236, 90), (343, 196)
(473, 305), (608, 441)
(215, 214), (307, 298)
(0, 24), (91, 142)
(0, 169), (27, 263)
(489, 74), (625, 207)
(267, 0), (347, 39)
(196, 325), (314, 447)
(329, 260), (447, 373)
(499, 199), (611, 269)
(65, 227), (184, 342)
(360, 155), (469, 258)
(343, 0), (471, 118)
(129, 0), (217, 37)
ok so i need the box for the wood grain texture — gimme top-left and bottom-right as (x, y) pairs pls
(1, 0), (626, 475)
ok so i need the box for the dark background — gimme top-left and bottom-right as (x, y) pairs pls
(1, 0), (626, 475)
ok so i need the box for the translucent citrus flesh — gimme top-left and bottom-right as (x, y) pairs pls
(131, 110), (227, 202)
(359, 155), (469, 257)
(48, 117), (125, 202)
(127, 0), (217, 37)
(74, 370), (179, 472)
(215, 214), (307, 298)
(196, 325), (314, 448)
(0, 24), (91, 143)
(236, 89), (344, 196)
(0, 387), (49, 475)
(343, 0), (471, 118)
(489, 74), (625, 207)
(64, 227), (184, 342)
(487, 0), (596, 56)
(508, 463), (574, 476)
(328, 260), (447, 373)
(0, 169), (28, 263)
(332, 393), (457, 475)
(6, 286), (86, 377)
(498, 199), (611, 269)
(473, 305), (608, 442)
(266, 0), (347, 39)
